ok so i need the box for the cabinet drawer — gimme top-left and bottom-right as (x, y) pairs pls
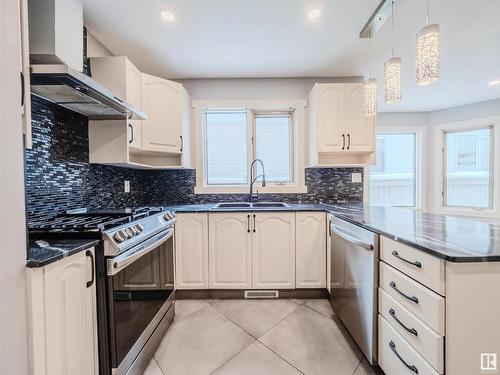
(380, 236), (445, 295)
(379, 315), (441, 375)
(379, 289), (444, 373)
(380, 262), (445, 335)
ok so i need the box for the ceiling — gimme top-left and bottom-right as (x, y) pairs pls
(83, 0), (500, 112)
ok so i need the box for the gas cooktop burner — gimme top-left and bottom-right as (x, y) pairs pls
(28, 207), (167, 232)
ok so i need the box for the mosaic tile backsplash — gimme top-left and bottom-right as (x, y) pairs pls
(25, 97), (363, 221)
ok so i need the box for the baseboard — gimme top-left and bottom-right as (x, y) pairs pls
(176, 288), (329, 300)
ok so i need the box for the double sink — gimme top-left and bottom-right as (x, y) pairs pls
(214, 202), (290, 209)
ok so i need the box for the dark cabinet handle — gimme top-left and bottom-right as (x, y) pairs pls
(342, 134), (345, 150)
(390, 281), (419, 304)
(253, 214), (256, 233)
(328, 220), (332, 237)
(247, 215), (251, 233)
(86, 250), (95, 288)
(347, 134), (351, 150)
(180, 135), (183, 152)
(389, 308), (418, 336)
(20, 72), (25, 107)
(392, 250), (422, 268)
(389, 341), (419, 374)
(128, 123), (134, 144)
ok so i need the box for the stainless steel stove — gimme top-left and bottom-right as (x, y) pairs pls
(29, 207), (177, 375)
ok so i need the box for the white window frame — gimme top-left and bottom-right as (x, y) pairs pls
(432, 117), (500, 217)
(193, 100), (307, 194)
(365, 125), (427, 210)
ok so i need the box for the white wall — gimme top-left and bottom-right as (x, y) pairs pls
(429, 98), (500, 126)
(0, 0), (29, 373)
(178, 77), (362, 101)
(87, 30), (113, 57)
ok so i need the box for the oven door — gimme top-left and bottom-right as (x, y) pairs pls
(106, 227), (175, 375)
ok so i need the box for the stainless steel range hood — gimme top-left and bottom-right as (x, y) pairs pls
(30, 64), (147, 120)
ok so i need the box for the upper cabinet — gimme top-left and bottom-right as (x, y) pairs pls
(141, 73), (185, 154)
(308, 82), (375, 166)
(89, 56), (192, 169)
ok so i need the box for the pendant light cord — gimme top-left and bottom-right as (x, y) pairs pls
(391, 0), (395, 57)
(426, 0), (430, 25)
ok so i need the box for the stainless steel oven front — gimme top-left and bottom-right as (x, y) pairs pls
(106, 227), (175, 375)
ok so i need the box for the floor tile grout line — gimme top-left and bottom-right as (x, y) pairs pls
(257, 340), (306, 374)
(152, 357), (167, 375)
(207, 338), (257, 375)
(300, 302), (338, 323)
(351, 358), (363, 375)
(172, 300), (212, 323)
(254, 303), (301, 339)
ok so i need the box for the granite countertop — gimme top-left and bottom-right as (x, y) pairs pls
(323, 204), (500, 263)
(27, 239), (101, 268)
(166, 202), (500, 262)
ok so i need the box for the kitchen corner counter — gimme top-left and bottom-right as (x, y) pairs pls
(27, 239), (101, 268)
(323, 204), (500, 263)
(164, 203), (325, 212)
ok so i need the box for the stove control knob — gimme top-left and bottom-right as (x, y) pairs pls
(164, 211), (175, 221)
(124, 227), (134, 238)
(114, 231), (127, 243)
(132, 224), (143, 235)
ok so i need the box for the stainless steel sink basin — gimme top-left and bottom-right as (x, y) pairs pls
(215, 203), (252, 208)
(252, 202), (290, 208)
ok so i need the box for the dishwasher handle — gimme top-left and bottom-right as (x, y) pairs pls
(331, 225), (374, 250)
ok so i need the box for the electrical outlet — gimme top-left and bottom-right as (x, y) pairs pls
(124, 180), (130, 193)
(351, 173), (362, 183)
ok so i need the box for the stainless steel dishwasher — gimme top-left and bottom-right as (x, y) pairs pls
(328, 214), (379, 365)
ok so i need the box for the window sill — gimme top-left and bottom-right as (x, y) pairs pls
(194, 185), (308, 195)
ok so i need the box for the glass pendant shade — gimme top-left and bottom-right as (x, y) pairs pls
(384, 57), (402, 104)
(416, 24), (440, 85)
(364, 78), (377, 117)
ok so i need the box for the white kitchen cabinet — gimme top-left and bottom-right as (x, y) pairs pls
(175, 213), (209, 289)
(20, 0), (32, 148)
(89, 57), (191, 169)
(28, 249), (98, 375)
(326, 214), (333, 294)
(209, 213), (252, 289)
(308, 82), (375, 166)
(252, 212), (296, 289)
(296, 212), (327, 288)
(141, 73), (185, 154)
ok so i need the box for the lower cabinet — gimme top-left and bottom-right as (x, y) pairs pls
(209, 213), (252, 289)
(28, 249), (98, 375)
(175, 213), (209, 289)
(296, 212), (327, 288)
(253, 212), (296, 289)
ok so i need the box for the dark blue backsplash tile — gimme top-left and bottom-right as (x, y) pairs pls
(25, 97), (363, 222)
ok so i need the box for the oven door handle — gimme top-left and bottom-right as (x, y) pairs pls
(108, 228), (174, 275)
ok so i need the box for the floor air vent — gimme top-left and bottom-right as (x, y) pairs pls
(244, 290), (279, 299)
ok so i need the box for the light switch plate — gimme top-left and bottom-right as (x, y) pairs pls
(124, 180), (130, 193)
(351, 173), (362, 183)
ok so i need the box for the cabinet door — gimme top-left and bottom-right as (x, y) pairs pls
(160, 238), (175, 290)
(326, 215), (332, 294)
(44, 250), (98, 375)
(296, 212), (327, 288)
(209, 213), (252, 289)
(175, 213), (209, 289)
(126, 61), (143, 150)
(115, 248), (161, 290)
(141, 73), (183, 154)
(346, 83), (374, 152)
(253, 212), (295, 289)
(317, 84), (346, 152)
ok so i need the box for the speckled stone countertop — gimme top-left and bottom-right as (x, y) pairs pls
(167, 203), (500, 262)
(27, 239), (101, 268)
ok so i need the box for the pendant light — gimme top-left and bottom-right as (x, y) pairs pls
(364, 33), (377, 117)
(416, 0), (440, 85)
(384, 1), (402, 104)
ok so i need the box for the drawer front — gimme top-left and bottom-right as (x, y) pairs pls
(379, 315), (441, 375)
(379, 288), (444, 373)
(380, 262), (445, 335)
(380, 236), (445, 295)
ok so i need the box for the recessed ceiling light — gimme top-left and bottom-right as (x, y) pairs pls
(489, 80), (500, 86)
(161, 10), (175, 22)
(307, 8), (321, 20)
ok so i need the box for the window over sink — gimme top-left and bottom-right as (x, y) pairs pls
(194, 100), (306, 194)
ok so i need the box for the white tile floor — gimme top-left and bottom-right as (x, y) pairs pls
(144, 298), (383, 375)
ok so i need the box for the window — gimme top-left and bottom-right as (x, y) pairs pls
(204, 109), (294, 186)
(205, 111), (248, 185)
(254, 114), (293, 183)
(370, 134), (417, 207)
(444, 127), (493, 208)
